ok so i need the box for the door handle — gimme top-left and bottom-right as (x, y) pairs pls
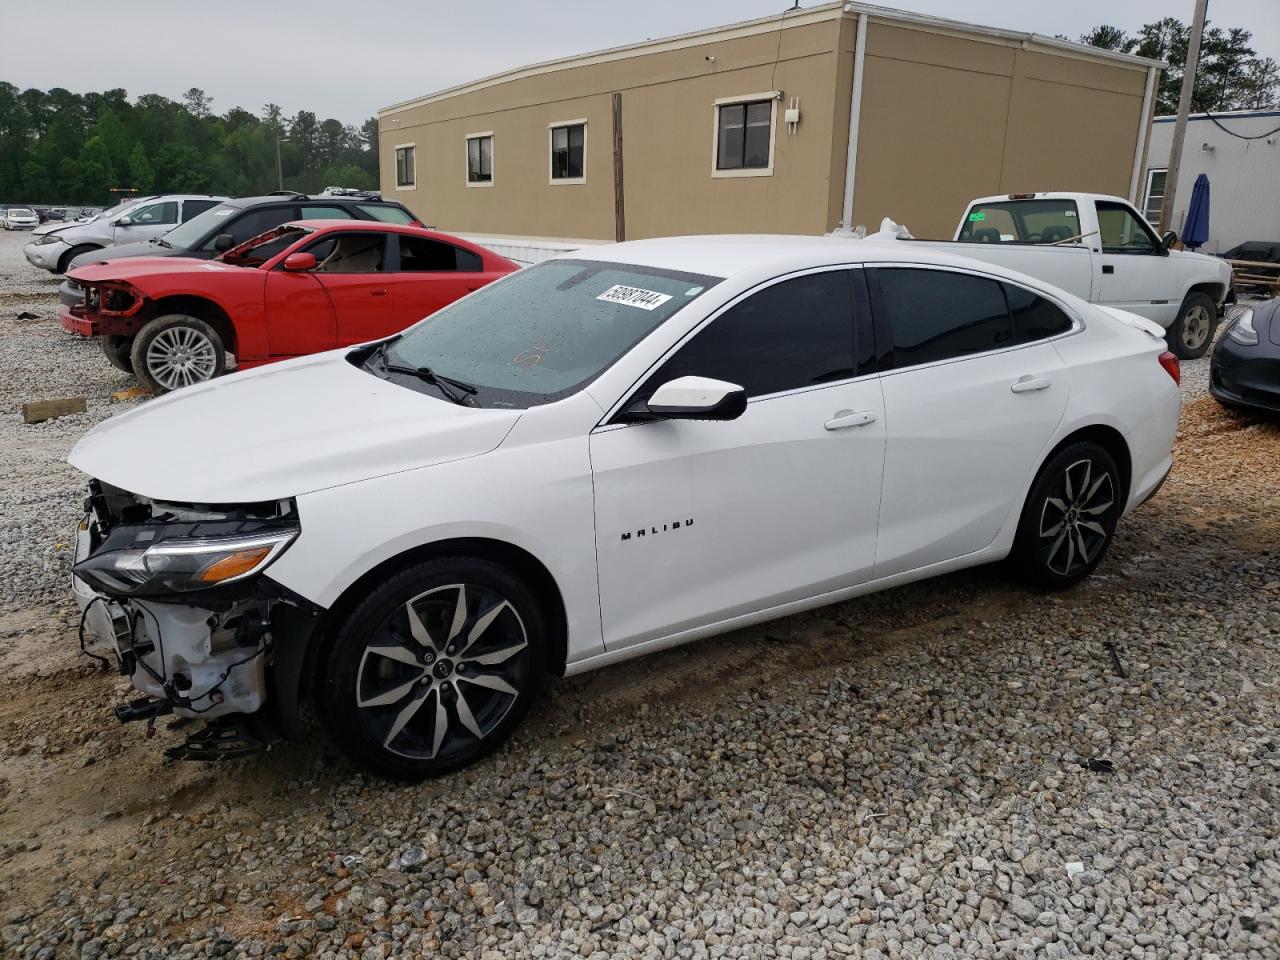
(1102, 265), (1115, 275)
(1010, 376), (1051, 394)
(824, 410), (878, 430)
(370, 289), (388, 296)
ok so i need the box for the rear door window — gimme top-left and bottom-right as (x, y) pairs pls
(957, 200), (1082, 245)
(398, 235), (482, 272)
(871, 268), (1013, 368)
(299, 205), (356, 220)
(1004, 284), (1074, 343)
(180, 199), (221, 222)
(357, 203), (415, 224)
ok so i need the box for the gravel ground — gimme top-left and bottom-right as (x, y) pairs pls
(1, 229), (1278, 959)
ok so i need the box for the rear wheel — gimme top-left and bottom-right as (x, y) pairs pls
(1167, 292), (1217, 360)
(1012, 441), (1123, 589)
(129, 314), (226, 393)
(318, 557), (546, 780)
(100, 335), (134, 373)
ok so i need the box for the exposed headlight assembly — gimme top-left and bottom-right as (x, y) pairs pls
(1227, 307), (1259, 346)
(74, 524), (298, 598)
(34, 233), (65, 246)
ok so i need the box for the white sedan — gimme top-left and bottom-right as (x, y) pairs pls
(68, 236), (1180, 778)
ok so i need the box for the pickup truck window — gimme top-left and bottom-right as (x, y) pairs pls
(872, 268), (1013, 368)
(1096, 201), (1158, 255)
(958, 199), (1082, 245)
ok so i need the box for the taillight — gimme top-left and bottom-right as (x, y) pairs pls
(1158, 350), (1180, 385)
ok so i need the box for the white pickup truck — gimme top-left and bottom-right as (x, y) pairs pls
(906, 192), (1234, 359)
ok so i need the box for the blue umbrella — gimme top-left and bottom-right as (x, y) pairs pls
(1182, 173), (1210, 250)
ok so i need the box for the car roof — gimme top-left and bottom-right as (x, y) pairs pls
(564, 234), (1048, 281)
(221, 194), (399, 209)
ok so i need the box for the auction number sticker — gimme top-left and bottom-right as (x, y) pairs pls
(597, 284), (672, 310)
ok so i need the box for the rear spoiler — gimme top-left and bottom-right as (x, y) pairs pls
(1097, 306), (1166, 340)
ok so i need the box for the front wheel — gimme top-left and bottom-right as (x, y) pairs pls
(129, 314), (226, 393)
(318, 558), (546, 780)
(1011, 441), (1123, 590)
(1167, 292), (1217, 360)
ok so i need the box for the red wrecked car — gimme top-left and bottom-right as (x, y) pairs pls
(61, 221), (518, 392)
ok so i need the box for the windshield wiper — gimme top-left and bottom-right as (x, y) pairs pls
(384, 363), (478, 405)
(369, 340), (476, 405)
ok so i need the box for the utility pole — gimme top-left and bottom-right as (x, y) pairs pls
(1159, 0), (1209, 236)
(276, 137), (290, 191)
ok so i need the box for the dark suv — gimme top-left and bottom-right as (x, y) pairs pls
(59, 193), (422, 307)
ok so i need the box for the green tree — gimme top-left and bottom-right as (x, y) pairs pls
(128, 143), (155, 192)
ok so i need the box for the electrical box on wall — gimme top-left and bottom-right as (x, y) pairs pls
(784, 107), (800, 125)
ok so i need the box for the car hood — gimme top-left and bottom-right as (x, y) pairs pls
(67, 240), (187, 272)
(69, 256), (228, 284)
(68, 352), (522, 503)
(31, 221), (78, 238)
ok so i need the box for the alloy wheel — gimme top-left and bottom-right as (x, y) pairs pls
(1038, 458), (1115, 578)
(145, 325), (219, 389)
(1180, 304), (1212, 352)
(354, 583), (531, 761)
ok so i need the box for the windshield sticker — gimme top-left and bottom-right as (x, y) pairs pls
(1064, 210), (1077, 217)
(968, 211), (986, 222)
(212, 209), (233, 216)
(597, 285), (673, 311)
(685, 286), (704, 296)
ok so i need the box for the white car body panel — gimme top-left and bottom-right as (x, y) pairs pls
(909, 192), (1235, 329)
(69, 235), (1180, 684)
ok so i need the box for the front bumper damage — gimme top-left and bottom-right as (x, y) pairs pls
(73, 482), (319, 760)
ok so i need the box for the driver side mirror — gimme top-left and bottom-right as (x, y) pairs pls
(212, 233), (234, 251)
(646, 376), (747, 421)
(282, 252), (317, 271)
(1161, 230), (1178, 252)
(116, 216), (132, 227)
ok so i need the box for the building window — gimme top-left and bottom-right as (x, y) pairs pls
(466, 133), (493, 186)
(713, 95), (776, 177)
(394, 144), (416, 189)
(549, 121), (586, 183)
(1142, 168), (1167, 225)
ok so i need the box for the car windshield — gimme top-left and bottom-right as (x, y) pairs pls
(377, 258), (722, 408)
(10, 208), (34, 217)
(161, 203), (240, 249)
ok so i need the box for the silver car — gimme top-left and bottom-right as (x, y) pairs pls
(23, 195), (226, 273)
(2, 207), (40, 230)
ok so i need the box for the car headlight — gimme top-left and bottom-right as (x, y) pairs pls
(1227, 307), (1259, 346)
(34, 234), (65, 246)
(73, 526), (298, 598)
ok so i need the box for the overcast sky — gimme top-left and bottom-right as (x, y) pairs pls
(6, 0), (1278, 125)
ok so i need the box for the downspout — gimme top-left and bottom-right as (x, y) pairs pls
(839, 11), (868, 231)
(1128, 65), (1158, 204)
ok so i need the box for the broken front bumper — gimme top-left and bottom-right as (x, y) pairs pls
(60, 309), (97, 338)
(73, 519), (269, 721)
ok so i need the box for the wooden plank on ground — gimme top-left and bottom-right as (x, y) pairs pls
(21, 397), (87, 424)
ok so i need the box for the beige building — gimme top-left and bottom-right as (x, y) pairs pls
(379, 2), (1162, 252)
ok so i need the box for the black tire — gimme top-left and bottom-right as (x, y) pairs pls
(1166, 292), (1217, 360)
(1011, 441), (1123, 590)
(318, 557), (546, 780)
(100, 335), (134, 373)
(57, 244), (101, 274)
(129, 314), (226, 393)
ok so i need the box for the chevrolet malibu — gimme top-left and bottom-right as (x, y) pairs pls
(69, 236), (1181, 779)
